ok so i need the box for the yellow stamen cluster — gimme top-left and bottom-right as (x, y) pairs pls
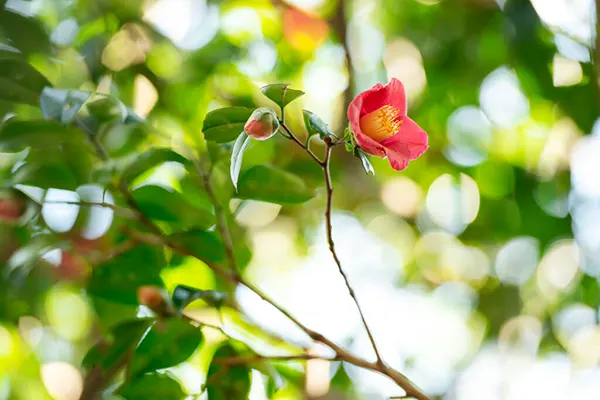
(359, 105), (402, 142)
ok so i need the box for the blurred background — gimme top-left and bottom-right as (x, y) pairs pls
(1, 0), (600, 399)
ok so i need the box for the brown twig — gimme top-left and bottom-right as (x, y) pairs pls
(79, 126), (429, 400)
(41, 200), (138, 220)
(193, 158), (239, 275)
(190, 145), (429, 399)
(321, 136), (382, 363)
(280, 122), (324, 165)
(212, 353), (340, 366)
(89, 239), (137, 266)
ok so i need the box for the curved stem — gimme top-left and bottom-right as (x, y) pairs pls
(194, 158), (239, 276)
(321, 137), (382, 363)
(80, 123), (430, 400)
(280, 122), (324, 165)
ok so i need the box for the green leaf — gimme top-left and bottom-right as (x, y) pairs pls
(0, 51), (51, 104)
(122, 148), (188, 184)
(11, 159), (78, 190)
(230, 131), (251, 190)
(0, 9), (51, 55)
(131, 185), (215, 230)
(88, 245), (166, 304)
(120, 373), (185, 400)
(0, 119), (88, 152)
(302, 109), (335, 140)
(86, 95), (129, 123)
(203, 107), (254, 143)
(82, 319), (152, 370)
(206, 343), (252, 400)
(40, 87), (92, 124)
(354, 148), (375, 175)
(236, 165), (314, 205)
(168, 229), (225, 265)
(131, 318), (203, 376)
(172, 284), (226, 312)
(260, 84), (304, 113)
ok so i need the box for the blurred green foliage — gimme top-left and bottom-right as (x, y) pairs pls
(0, 0), (598, 399)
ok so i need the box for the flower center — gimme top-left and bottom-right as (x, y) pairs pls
(359, 105), (402, 142)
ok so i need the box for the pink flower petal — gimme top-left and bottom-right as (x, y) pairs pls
(359, 78), (407, 117)
(380, 116), (428, 160)
(384, 142), (411, 171)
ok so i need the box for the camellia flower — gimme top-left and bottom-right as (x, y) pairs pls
(347, 78), (428, 171)
(244, 107), (280, 140)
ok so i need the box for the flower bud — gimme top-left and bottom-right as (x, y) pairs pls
(244, 107), (279, 140)
(137, 285), (170, 315)
(57, 251), (91, 282)
(0, 190), (26, 223)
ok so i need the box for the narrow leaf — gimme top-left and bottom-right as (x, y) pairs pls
(354, 148), (375, 175)
(230, 131), (251, 190)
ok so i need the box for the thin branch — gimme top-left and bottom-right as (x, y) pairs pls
(89, 239), (137, 266)
(280, 122), (324, 165)
(212, 353), (340, 366)
(78, 124), (429, 400)
(189, 153), (430, 400)
(321, 136), (382, 363)
(193, 158), (239, 275)
(41, 200), (138, 220)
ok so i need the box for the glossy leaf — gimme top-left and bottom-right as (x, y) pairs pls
(40, 87), (91, 124)
(120, 373), (185, 400)
(236, 165), (314, 204)
(122, 148), (188, 184)
(206, 343), (252, 400)
(0, 119), (88, 152)
(0, 51), (51, 104)
(302, 109), (335, 140)
(88, 245), (166, 304)
(354, 148), (375, 175)
(202, 107), (254, 143)
(131, 185), (215, 230)
(261, 84), (304, 113)
(131, 318), (203, 376)
(172, 284), (226, 312)
(82, 318), (152, 370)
(11, 160), (78, 190)
(86, 96), (128, 123)
(230, 131), (251, 190)
(168, 229), (225, 265)
(0, 9), (51, 55)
